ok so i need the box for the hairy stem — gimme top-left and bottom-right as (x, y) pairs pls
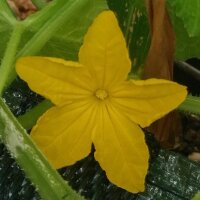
(0, 22), (24, 95)
(0, 97), (84, 200)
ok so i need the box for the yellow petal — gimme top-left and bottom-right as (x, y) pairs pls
(92, 102), (149, 193)
(31, 99), (96, 169)
(79, 11), (131, 89)
(16, 57), (94, 105)
(111, 79), (187, 127)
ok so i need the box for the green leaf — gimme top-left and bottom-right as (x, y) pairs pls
(168, 0), (200, 37)
(107, 0), (150, 78)
(0, 0), (108, 92)
(167, 0), (200, 59)
(34, 0), (107, 60)
(178, 95), (200, 116)
(193, 192), (200, 200)
(19, 0), (107, 57)
(0, 97), (84, 200)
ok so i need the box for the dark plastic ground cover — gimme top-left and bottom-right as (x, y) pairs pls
(0, 136), (200, 199)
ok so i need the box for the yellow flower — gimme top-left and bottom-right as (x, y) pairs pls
(16, 11), (187, 193)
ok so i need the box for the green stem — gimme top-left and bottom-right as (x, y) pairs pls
(0, 97), (84, 200)
(178, 95), (200, 115)
(0, 22), (24, 95)
(0, 0), (16, 21)
(6, 0), (91, 88)
(18, 99), (53, 130)
(31, 0), (47, 9)
(18, 0), (86, 56)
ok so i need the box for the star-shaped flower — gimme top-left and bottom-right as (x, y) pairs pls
(16, 11), (187, 193)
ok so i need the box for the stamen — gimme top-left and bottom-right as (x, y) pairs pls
(95, 89), (108, 100)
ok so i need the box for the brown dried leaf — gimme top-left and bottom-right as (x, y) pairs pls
(7, 0), (37, 20)
(143, 0), (175, 79)
(143, 0), (181, 148)
(148, 112), (182, 148)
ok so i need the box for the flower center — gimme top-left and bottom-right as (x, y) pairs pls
(95, 89), (108, 100)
